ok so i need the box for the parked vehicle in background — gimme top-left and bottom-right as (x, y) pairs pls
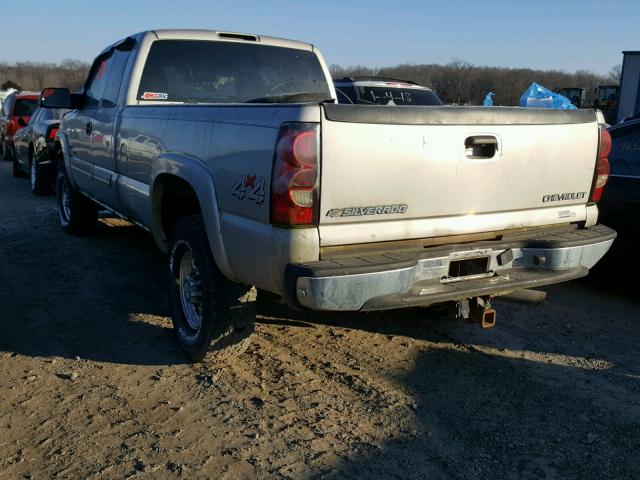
(598, 118), (640, 242)
(558, 87), (587, 108)
(0, 91), (39, 161)
(616, 51), (639, 124)
(593, 85), (619, 125)
(333, 77), (442, 105)
(0, 88), (17, 107)
(41, 30), (614, 363)
(12, 107), (68, 194)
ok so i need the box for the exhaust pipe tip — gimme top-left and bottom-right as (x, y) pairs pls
(498, 289), (547, 305)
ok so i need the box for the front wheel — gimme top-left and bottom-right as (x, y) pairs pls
(55, 165), (97, 234)
(168, 215), (256, 362)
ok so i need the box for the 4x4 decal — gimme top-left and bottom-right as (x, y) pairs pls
(231, 174), (266, 205)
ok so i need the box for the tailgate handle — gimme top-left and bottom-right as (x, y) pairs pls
(465, 136), (498, 159)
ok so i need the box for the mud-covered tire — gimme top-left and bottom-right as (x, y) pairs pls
(55, 164), (98, 234)
(168, 215), (256, 362)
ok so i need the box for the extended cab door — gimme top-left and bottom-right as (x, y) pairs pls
(89, 45), (132, 209)
(66, 56), (108, 195)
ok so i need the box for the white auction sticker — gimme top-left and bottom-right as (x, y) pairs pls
(141, 92), (169, 100)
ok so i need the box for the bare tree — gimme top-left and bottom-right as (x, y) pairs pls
(0, 60), (90, 92)
(607, 64), (622, 84)
(335, 60), (611, 106)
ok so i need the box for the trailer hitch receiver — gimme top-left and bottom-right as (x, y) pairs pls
(456, 296), (496, 329)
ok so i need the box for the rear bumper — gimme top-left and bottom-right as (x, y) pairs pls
(285, 224), (616, 311)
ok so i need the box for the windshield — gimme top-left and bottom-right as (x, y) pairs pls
(599, 87), (618, 101)
(14, 98), (38, 117)
(560, 88), (581, 97)
(355, 86), (442, 106)
(137, 40), (331, 104)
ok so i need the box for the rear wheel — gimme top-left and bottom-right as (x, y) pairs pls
(55, 165), (97, 234)
(30, 157), (50, 196)
(168, 215), (256, 362)
(3, 140), (13, 161)
(12, 155), (24, 178)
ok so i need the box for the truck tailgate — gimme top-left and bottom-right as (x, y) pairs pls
(319, 105), (599, 247)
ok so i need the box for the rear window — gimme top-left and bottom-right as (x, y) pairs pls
(335, 86), (357, 104)
(355, 86), (442, 106)
(137, 40), (331, 103)
(13, 98), (38, 117)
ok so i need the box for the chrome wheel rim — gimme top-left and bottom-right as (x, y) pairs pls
(30, 161), (36, 189)
(178, 250), (203, 331)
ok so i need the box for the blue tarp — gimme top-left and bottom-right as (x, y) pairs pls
(483, 92), (495, 106)
(520, 82), (576, 110)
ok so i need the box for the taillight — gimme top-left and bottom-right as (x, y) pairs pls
(270, 123), (319, 226)
(590, 127), (611, 203)
(48, 127), (58, 140)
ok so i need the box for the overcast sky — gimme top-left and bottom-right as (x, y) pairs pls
(5, 0), (638, 74)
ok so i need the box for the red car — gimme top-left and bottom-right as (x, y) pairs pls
(0, 91), (39, 161)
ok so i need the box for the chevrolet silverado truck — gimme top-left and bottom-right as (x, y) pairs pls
(40, 29), (616, 361)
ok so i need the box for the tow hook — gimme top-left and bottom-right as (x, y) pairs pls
(456, 296), (496, 329)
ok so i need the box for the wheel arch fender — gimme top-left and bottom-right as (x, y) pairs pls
(150, 154), (235, 281)
(54, 131), (76, 187)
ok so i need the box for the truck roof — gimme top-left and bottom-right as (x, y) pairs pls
(104, 29), (315, 55)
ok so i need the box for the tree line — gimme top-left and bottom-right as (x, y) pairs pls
(331, 60), (621, 106)
(0, 60), (89, 93)
(0, 58), (620, 107)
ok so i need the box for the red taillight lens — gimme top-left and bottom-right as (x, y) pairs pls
(270, 123), (319, 226)
(590, 127), (611, 203)
(48, 127), (58, 140)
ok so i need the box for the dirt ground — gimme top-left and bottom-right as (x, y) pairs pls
(0, 160), (638, 480)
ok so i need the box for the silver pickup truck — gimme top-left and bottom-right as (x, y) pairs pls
(40, 29), (616, 361)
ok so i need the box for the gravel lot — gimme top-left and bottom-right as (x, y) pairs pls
(0, 160), (638, 480)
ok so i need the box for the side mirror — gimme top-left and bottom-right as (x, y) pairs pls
(40, 87), (73, 109)
(17, 116), (27, 127)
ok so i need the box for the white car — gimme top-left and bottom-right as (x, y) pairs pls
(333, 77), (442, 105)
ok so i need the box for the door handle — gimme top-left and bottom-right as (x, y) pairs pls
(85, 122), (93, 136)
(465, 135), (498, 159)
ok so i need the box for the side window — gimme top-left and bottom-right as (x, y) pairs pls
(84, 55), (110, 108)
(102, 49), (131, 108)
(40, 109), (55, 121)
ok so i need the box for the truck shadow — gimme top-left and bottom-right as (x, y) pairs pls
(257, 270), (640, 380)
(315, 338), (640, 479)
(0, 217), (190, 366)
